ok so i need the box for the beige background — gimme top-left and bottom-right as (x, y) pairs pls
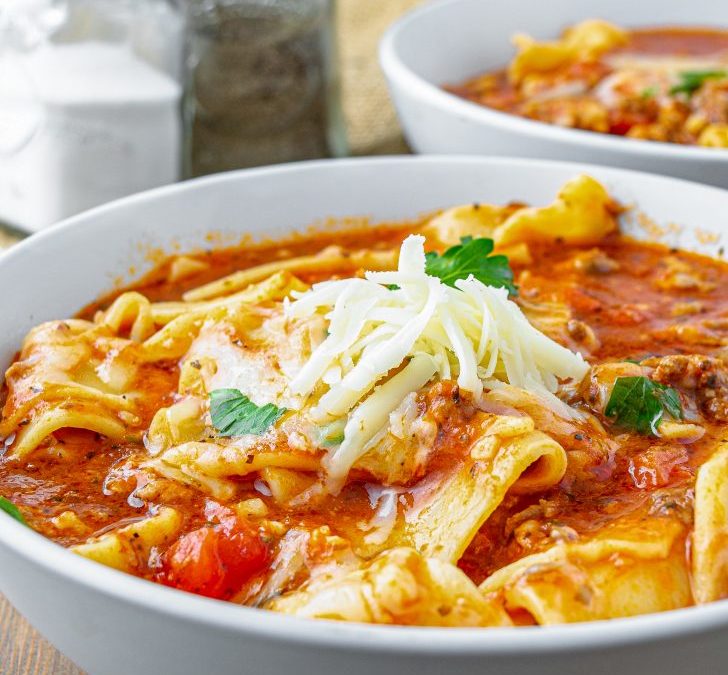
(0, 1), (424, 672)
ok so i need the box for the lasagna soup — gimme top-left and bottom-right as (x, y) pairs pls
(2, 175), (728, 626)
(448, 20), (728, 147)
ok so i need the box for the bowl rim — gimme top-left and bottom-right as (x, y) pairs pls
(2, 155), (728, 656)
(379, 0), (728, 163)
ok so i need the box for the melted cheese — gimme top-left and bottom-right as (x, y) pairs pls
(286, 235), (588, 484)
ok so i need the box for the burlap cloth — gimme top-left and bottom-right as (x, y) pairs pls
(340, 0), (426, 154)
(0, 1), (424, 673)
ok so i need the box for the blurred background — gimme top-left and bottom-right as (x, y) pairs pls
(0, 0), (425, 241)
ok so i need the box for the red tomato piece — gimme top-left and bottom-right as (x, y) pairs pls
(608, 119), (635, 136)
(162, 526), (226, 598)
(565, 287), (603, 314)
(160, 505), (269, 600)
(628, 445), (690, 490)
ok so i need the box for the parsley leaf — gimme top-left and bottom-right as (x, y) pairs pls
(0, 496), (27, 525)
(318, 421), (345, 447)
(321, 431), (345, 447)
(209, 389), (286, 437)
(670, 69), (727, 97)
(640, 86), (657, 100)
(604, 376), (682, 436)
(424, 237), (517, 294)
(658, 386), (682, 420)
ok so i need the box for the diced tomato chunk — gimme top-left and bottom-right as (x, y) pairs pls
(565, 287), (603, 314)
(609, 119), (634, 136)
(161, 527), (225, 598)
(628, 445), (690, 490)
(159, 503), (269, 600)
(609, 109), (654, 137)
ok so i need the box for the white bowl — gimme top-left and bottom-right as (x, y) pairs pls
(1, 157), (728, 675)
(380, 0), (728, 188)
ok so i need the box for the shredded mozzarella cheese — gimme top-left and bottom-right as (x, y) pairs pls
(285, 234), (588, 486)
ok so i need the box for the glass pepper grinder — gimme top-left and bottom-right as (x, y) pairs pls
(182, 0), (347, 177)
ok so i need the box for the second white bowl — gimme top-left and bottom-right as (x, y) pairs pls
(380, 0), (728, 188)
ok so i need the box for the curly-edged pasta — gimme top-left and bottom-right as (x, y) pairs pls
(267, 547), (512, 627)
(479, 518), (691, 623)
(509, 20), (628, 85)
(358, 415), (567, 562)
(494, 175), (618, 246)
(71, 507), (183, 573)
(693, 443), (728, 603)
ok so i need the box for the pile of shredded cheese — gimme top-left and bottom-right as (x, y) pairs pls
(285, 235), (588, 485)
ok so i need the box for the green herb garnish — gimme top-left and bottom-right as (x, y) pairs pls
(424, 237), (517, 294)
(640, 86), (658, 100)
(0, 496), (27, 525)
(670, 69), (727, 97)
(604, 376), (682, 436)
(319, 421), (346, 447)
(322, 432), (345, 447)
(385, 284), (400, 291)
(209, 389), (286, 437)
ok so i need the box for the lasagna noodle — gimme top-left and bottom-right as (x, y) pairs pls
(479, 518), (691, 624)
(418, 204), (532, 264)
(1, 380), (136, 436)
(693, 442), (728, 603)
(102, 291), (156, 342)
(0, 320), (141, 460)
(143, 396), (207, 456)
(508, 19), (628, 84)
(145, 455), (240, 501)
(71, 507), (182, 573)
(149, 271), (307, 324)
(142, 306), (327, 497)
(493, 175), (618, 247)
(183, 248), (398, 302)
(153, 441), (320, 481)
(105, 273), (307, 363)
(258, 467), (317, 505)
(267, 546), (513, 627)
(419, 175), (618, 253)
(359, 415), (567, 563)
(9, 404), (130, 461)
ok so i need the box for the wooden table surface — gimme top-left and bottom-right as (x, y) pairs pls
(0, 1), (422, 672)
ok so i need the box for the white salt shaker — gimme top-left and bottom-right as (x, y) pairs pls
(0, 0), (184, 233)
